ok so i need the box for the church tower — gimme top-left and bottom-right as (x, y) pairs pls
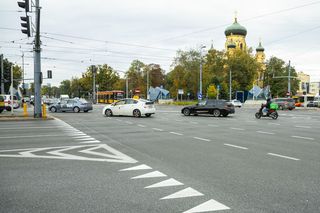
(255, 40), (266, 87)
(225, 15), (247, 52)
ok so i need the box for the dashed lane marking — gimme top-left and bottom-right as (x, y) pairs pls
(169, 132), (183, 136)
(230, 127), (244, 131)
(294, 125), (311, 129)
(120, 164), (152, 171)
(131, 171), (167, 179)
(208, 124), (219, 127)
(137, 124), (146, 128)
(193, 137), (211, 142)
(291, 135), (314, 140)
(256, 131), (274, 135)
(268, 123), (280, 126)
(125, 121), (133, 124)
(224, 143), (248, 150)
(190, 122), (199, 124)
(160, 187), (204, 200)
(152, 128), (164, 132)
(145, 178), (184, 189)
(183, 199), (231, 213)
(267, 153), (300, 161)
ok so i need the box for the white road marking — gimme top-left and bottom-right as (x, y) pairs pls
(131, 171), (167, 179)
(0, 144), (137, 163)
(79, 140), (101, 144)
(224, 143), (248, 150)
(73, 135), (91, 139)
(116, 119), (122, 122)
(169, 132), (183, 136)
(152, 128), (164, 131)
(208, 124), (219, 127)
(0, 126), (57, 130)
(120, 164), (152, 171)
(291, 135), (314, 140)
(160, 187), (203, 200)
(193, 137), (211, 142)
(76, 137), (96, 141)
(183, 199), (230, 213)
(256, 131), (274, 135)
(190, 122), (198, 124)
(137, 124), (146, 128)
(230, 127), (244, 131)
(125, 121), (133, 124)
(267, 153), (300, 161)
(145, 178), (184, 189)
(0, 134), (62, 139)
(175, 119), (183, 122)
(294, 125), (311, 129)
(268, 123), (280, 126)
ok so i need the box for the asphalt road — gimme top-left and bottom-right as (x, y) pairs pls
(0, 105), (319, 213)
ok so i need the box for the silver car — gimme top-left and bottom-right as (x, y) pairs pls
(49, 99), (93, 113)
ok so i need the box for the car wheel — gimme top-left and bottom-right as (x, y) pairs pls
(50, 107), (57, 113)
(213, 109), (221, 117)
(73, 107), (80, 113)
(145, 114), (151, 117)
(105, 109), (113, 117)
(133, 109), (141, 118)
(183, 108), (191, 116)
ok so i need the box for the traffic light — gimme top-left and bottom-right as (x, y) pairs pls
(20, 16), (31, 37)
(17, 0), (29, 13)
(47, 70), (52, 79)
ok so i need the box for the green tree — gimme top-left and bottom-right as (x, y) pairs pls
(126, 60), (146, 97)
(41, 85), (50, 96)
(1, 58), (22, 93)
(59, 80), (71, 96)
(264, 57), (299, 97)
(207, 84), (217, 99)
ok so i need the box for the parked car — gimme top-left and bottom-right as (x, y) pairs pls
(102, 98), (155, 117)
(1, 94), (20, 111)
(0, 95), (5, 113)
(307, 101), (319, 107)
(230, 99), (242, 108)
(272, 98), (295, 110)
(181, 99), (235, 117)
(49, 99), (93, 113)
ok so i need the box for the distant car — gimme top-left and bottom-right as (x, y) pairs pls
(0, 95), (5, 113)
(230, 99), (242, 108)
(272, 98), (295, 110)
(1, 94), (19, 111)
(181, 99), (235, 117)
(49, 99), (93, 113)
(102, 98), (155, 117)
(307, 101), (319, 107)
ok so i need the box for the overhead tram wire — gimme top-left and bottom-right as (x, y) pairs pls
(153, 0), (320, 43)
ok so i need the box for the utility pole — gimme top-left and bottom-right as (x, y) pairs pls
(0, 54), (4, 94)
(288, 60), (291, 97)
(229, 68), (232, 101)
(126, 78), (129, 99)
(10, 65), (14, 115)
(199, 45), (206, 100)
(91, 65), (96, 104)
(33, 0), (42, 118)
(146, 69), (149, 100)
(22, 52), (25, 95)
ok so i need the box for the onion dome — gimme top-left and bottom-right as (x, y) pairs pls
(225, 18), (247, 36)
(256, 41), (265, 52)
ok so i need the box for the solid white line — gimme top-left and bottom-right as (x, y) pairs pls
(193, 137), (211, 142)
(152, 128), (163, 131)
(256, 131), (274, 135)
(137, 124), (146, 127)
(267, 153), (300, 161)
(291, 135), (314, 140)
(294, 126), (311, 129)
(0, 126), (57, 130)
(0, 134), (62, 139)
(169, 132), (183, 136)
(230, 127), (244, 131)
(224, 143), (248, 150)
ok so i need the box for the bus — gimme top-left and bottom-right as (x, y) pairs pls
(97, 90), (124, 104)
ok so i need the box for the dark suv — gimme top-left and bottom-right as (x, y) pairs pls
(181, 99), (235, 117)
(272, 98), (295, 110)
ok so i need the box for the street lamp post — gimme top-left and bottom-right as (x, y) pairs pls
(91, 65), (97, 104)
(229, 68), (232, 101)
(147, 69), (150, 100)
(199, 45), (206, 100)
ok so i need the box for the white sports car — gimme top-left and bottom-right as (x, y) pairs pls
(102, 98), (156, 117)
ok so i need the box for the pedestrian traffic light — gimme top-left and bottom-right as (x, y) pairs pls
(17, 0), (29, 13)
(47, 70), (52, 79)
(20, 16), (31, 37)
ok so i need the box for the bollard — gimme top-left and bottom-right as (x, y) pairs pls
(23, 103), (28, 117)
(42, 104), (47, 119)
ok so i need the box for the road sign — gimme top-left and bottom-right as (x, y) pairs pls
(178, 89), (184, 95)
(217, 85), (220, 90)
(198, 93), (202, 99)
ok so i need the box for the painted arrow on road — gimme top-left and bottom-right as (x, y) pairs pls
(0, 144), (137, 163)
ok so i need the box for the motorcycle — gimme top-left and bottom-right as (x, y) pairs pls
(255, 104), (278, 120)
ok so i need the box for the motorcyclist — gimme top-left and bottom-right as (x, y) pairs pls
(260, 98), (272, 114)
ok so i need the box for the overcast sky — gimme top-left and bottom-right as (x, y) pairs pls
(1, 0), (320, 86)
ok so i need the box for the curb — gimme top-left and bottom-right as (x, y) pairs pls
(0, 115), (54, 122)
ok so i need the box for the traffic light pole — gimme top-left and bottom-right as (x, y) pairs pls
(0, 54), (4, 94)
(33, 0), (42, 118)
